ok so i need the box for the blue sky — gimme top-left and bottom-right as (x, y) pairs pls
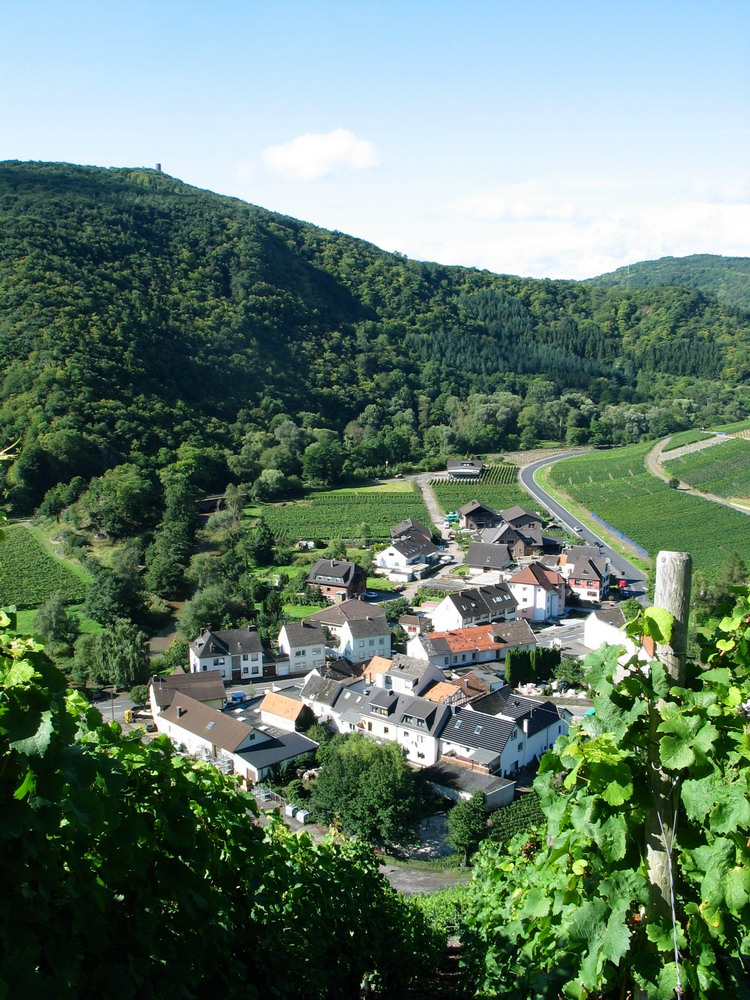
(4, 0), (749, 278)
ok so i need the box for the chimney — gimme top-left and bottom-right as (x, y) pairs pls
(177, 706), (185, 718)
(522, 718), (529, 734)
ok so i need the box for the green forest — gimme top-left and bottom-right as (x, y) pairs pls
(2, 161), (750, 522)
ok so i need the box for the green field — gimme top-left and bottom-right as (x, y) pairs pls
(548, 443), (750, 579)
(661, 430), (714, 452)
(262, 485), (433, 542)
(712, 419), (750, 433)
(661, 438), (750, 500)
(432, 478), (529, 517)
(0, 525), (90, 609)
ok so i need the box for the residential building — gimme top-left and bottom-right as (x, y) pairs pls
(155, 693), (317, 784)
(188, 627), (263, 683)
(507, 562), (566, 622)
(465, 541), (512, 573)
(277, 621), (326, 674)
(457, 500), (501, 530)
(557, 546), (615, 603)
(376, 654), (445, 696)
(582, 607), (654, 668)
(422, 761), (515, 810)
(306, 598), (386, 645)
(359, 689), (451, 766)
(408, 619), (537, 670)
(338, 615), (392, 662)
(429, 583), (518, 633)
(305, 559), (367, 603)
(374, 528), (438, 580)
(149, 670), (227, 718)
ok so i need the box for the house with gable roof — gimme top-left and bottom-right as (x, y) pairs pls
(407, 619), (537, 670)
(507, 562), (566, 622)
(277, 621), (326, 673)
(457, 500), (502, 531)
(189, 627), (264, 683)
(306, 558), (367, 603)
(300, 671), (347, 724)
(306, 598), (386, 646)
(376, 653), (444, 696)
(447, 458), (484, 479)
(360, 689), (452, 765)
(470, 686), (571, 762)
(155, 693), (317, 783)
(497, 506), (543, 532)
(429, 583), (518, 633)
(556, 545), (616, 603)
(338, 615), (392, 662)
(149, 670), (227, 718)
(259, 691), (314, 732)
(374, 528), (439, 580)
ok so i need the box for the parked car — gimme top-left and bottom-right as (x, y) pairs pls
(145, 722), (157, 733)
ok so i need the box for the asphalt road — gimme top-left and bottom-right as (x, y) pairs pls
(519, 453), (649, 600)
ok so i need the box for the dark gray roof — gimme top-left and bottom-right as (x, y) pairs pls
(235, 731), (318, 772)
(160, 694), (255, 753)
(307, 598), (386, 627)
(306, 559), (365, 586)
(490, 619), (537, 646)
(421, 761), (515, 798)
(397, 694), (451, 735)
(190, 627), (262, 659)
(471, 687), (565, 735)
(345, 616), (391, 639)
(593, 607), (626, 628)
(445, 707), (515, 754)
(445, 583), (517, 618)
(388, 653), (428, 678)
(458, 499), (497, 517)
(498, 506), (541, 525)
(281, 621), (326, 646)
(466, 542), (512, 570)
(369, 688), (399, 712)
(300, 674), (344, 707)
(391, 519), (432, 540)
(149, 670), (226, 710)
(388, 532), (438, 559)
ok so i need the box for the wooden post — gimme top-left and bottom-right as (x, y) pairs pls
(643, 551), (691, 995)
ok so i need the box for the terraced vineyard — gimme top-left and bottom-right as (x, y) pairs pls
(662, 437), (750, 500)
(548, 443), (750, 579)
(0, 525), (89, 609)
(262, 485), (433, 542)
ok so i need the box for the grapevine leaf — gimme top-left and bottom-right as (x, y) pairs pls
(681, 774), (721, 821)
(723, 867), (750, 913)
(650, 660), (670, 698)
(700, 666), (731, 685)
(600, 910), (631, 964)
(659, 734), (694, 770)
(10, 709), (55, 757)
(13, 768), (36, 800)
(711, 784), (750, 834)
(642, 607), (675, 644)
(519, 887), (551, 919)
(596, 813), (627, 862)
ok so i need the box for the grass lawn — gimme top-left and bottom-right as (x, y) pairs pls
(283, 603), (327, 620)
(15, 604), (103, 637)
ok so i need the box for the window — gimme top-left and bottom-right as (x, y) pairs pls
(474, 725), (483, 735)
(242, 666), (249, 676)
(369, 639), (374, 647)
(384, 726), (389, 734)
(251, 665), (260, 676)
(295, 650), (303, 657)
(242, 653), (249, 661)
(517, 741), (524, 752)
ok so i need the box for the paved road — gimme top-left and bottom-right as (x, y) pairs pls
(518, 453), (649, 600)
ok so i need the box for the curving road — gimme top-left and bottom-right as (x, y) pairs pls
(518, 453), (649, 600)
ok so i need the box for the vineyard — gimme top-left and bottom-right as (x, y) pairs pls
(661, 437), (750, 499)
(660, 429), (714, 452)
(261, 485), (433, 542)
(489, 792), (544, 845)
(548, 444), (750, 579)
(0, 525), (89, 609)
(433, 465), (529, 512)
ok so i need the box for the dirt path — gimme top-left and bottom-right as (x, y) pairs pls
(645, 437), (750, 516)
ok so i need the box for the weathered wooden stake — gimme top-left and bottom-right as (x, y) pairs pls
(643, 551), (691, 995)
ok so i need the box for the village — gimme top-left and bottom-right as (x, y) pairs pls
(146, 476), (642, 836)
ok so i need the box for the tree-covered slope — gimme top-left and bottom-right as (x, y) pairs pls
(1, 161), (750, 510)
(586, 253), (750, 313)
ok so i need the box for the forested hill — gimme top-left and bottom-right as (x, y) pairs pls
(1, 160), (750, 511)
(587, 254), (750, 313)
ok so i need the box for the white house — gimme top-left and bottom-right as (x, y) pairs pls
(582, 607), (654, 668)
(156, 693), (317, 784)
(277, 621), (326, 674)
(429, 584), (518, 633)
(306, 599), (387, 647)
(188, 628), (264, 683)
(149, 670), (227, 718)
(375, 527), (438, 581)
(376, 654), (445, 696)
(507, 563), (566, 622)
(338, 615), (392, 662)
(360, 689), (452, 766)
(408, 619), (537, 670)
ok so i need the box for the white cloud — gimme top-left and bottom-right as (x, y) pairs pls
(408, 192), (750, 280)
(262, 129), (379, 181)
(455, 182), (586, 224)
